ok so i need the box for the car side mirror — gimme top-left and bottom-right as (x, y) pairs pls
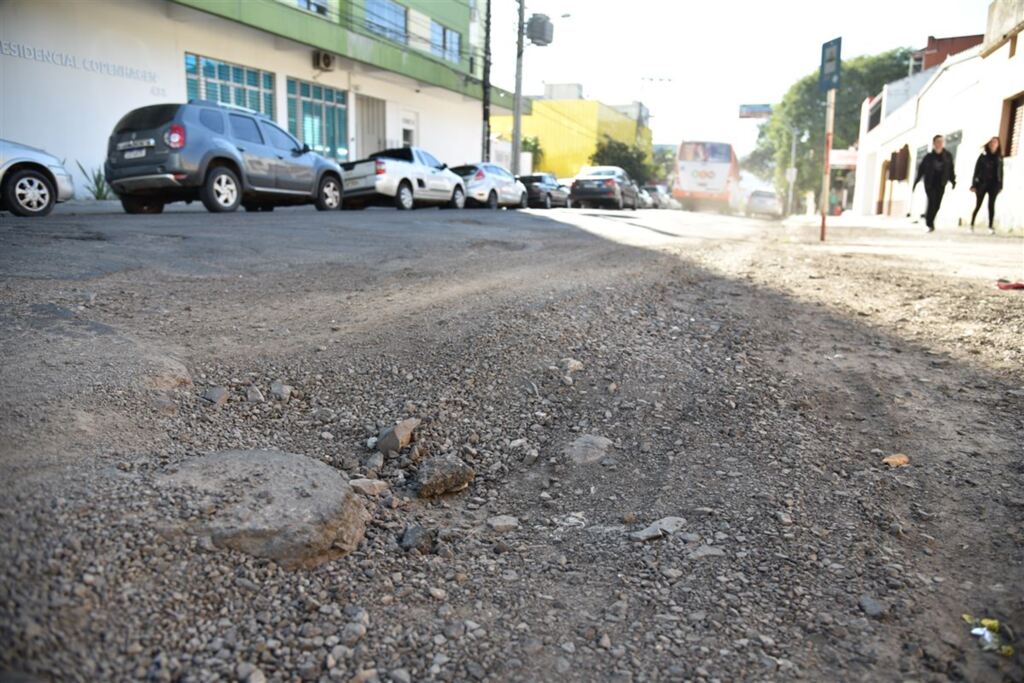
(299, 143), (310, 154)
(438, 163), (448, 170)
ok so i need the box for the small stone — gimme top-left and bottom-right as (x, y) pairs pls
(622, 512), (637, 525)
(399, 525), (435, 554)
(201, 386), (229, 407)
(341, 622), (366, 646)
(363, 452), (384, 473)
(859, 594), (887, 618)
(629, 517), (687, 542)
(687, 545), (726, 560)
(562, 358), (584, 373)
(564, 434), (614, 465)
(270, 381), (292, 402)
(428, 587), (447, 600)
(661, 567), (683, 580)
(487, 515), (519, 532)
(349, 479), (389, 496)
(389, 670), (411, 683)
(377, 418), (421, 454)
(246, 386), (265, 403)
(599, 634), (612, 649)
(776, 511), (793, 525)
(416, 453), (475, 498)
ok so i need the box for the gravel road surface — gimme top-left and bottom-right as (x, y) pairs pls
(1, 205), (1022, 683)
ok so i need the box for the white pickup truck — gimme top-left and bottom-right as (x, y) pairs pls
(341, 147), (466, 210)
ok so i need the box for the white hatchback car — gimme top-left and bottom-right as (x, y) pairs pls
(0, 139), (75, 217)
(451, 162), (528, 209)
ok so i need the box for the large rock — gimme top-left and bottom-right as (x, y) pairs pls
(162, 449), (369, 568)
(564, 434), (614, 465)
(416, 453), (475, 498)
(377, 418), (421, 454)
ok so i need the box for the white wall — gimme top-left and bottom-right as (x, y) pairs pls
(852, 44), (1024, 232)
(0, 0), (482, 197)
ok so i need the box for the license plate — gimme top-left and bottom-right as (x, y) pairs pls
(124, 149), (146, 160)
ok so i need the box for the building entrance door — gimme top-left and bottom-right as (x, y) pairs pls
(356, 95), (386, 157)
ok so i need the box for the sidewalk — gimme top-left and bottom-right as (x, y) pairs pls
(783, 210), (1022, 237)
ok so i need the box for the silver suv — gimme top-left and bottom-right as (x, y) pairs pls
(104, 101), (343, 214)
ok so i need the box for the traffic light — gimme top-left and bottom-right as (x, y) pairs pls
(526, 14), (553, 46)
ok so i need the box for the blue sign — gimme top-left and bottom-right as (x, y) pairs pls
(819, 37), (841, 92)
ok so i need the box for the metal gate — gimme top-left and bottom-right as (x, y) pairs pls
(356, 94), (386, 157)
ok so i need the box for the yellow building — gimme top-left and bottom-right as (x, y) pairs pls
(492, 89), (653, 179)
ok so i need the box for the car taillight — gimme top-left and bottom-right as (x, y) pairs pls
(375, 160), (386, 175)
(604, 179), (616, 189)
(474, 169), (485, 181)
(165, 124), (185, 149)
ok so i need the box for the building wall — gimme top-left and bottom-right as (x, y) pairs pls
(0, 0), (482, 197)
(852, 42), (1024, 233)
(491, 99), (653, 179)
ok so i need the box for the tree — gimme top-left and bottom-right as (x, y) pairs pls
(749, 48), (912, 202)
(590, 136), (652, 185)
(651, 146), (676, 184)
(522, 136), (544, 168)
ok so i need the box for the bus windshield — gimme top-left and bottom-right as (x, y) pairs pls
(679, 142), (732, 163)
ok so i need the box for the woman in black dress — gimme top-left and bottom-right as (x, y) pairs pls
(970, 137), (1003, 234)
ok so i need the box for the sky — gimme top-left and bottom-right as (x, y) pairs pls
(489, 0), (991, 156)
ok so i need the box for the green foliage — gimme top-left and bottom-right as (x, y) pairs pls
(75, 161), (112, 200)
(522, 136), (544, 167)
(750, 48), (912, 200)
(590, 136), (652, 185)
(651, 147), (676, 183)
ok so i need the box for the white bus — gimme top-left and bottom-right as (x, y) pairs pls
(672, 141), (741, 213)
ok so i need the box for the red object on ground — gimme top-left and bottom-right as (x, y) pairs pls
(996, 281), (1024, 290)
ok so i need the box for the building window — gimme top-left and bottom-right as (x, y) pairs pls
(286, 78), (348, 160)
(366, 0), (407, 44)
(296, 0), (330, 17)
(429, 20), (461, 64)
(1006, 93), (1024, 156)
(185, 53), (274, 117)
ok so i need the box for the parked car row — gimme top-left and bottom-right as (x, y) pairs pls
(3, 99), (681, 218)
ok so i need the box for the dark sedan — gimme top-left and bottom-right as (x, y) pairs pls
(518, 172), (571, 208)
(569, 166), (639, 210)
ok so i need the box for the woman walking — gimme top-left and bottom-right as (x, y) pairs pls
(970, 137), (1003, 234)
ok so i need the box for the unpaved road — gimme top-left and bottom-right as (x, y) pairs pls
(1, 205), (1022, 683)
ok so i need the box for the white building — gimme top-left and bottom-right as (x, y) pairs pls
(852, 1), (1024, 232)
(0, 0), (514, 197)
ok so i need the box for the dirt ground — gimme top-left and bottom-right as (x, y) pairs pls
(1, 206), (1022, 683)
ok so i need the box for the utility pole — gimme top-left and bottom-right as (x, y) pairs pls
(511, 0), (525, 174)
(786, 128), (797, 215)
(481, 0), (492, 161)
(820, 88), (835, 241)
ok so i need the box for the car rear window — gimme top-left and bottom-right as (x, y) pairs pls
(113, 105), (181, 133)
(199, 109), (225, 134)
(229, 114), (263, 144)
(519, 175), (544, 183)
(370, 148), (414, 163)
(451, 165), (478, 177)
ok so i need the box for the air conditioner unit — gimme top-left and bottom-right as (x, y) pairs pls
(314, 50), (336, 71)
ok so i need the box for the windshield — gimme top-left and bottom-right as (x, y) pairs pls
(451, 165), (479, 177)
(370, 148), (414, 163)
(113, 105), (181, 133)
(581, 168), (618, 177)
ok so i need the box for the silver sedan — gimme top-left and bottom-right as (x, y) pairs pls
(451, 162), (528, 209)
(1, 139), (75, 217)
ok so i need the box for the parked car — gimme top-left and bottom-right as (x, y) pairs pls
(0, 139), (74, 217)
(450, 163), (527, 209)
(637, 187), (655, 209)
(517, 172), (571, 209)
(341, 147), (465, 210)
(570, 166), (639, 210)
(642, 184), (670, 209)
(104, 101), (343, 214)
(746, 190), (784, 219)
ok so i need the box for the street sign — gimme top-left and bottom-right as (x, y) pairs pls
(785, 167), (797, 183)
(819, 37), (841, 92)
(739, 104), (773, 119)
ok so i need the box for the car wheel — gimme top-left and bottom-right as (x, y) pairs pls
(4, 169), (56, 217)
(395, 181), (414, 210)
(486, 191), (498, 210)
(243, 202), (260, 213)
(201, 166), (241, 213)
(565, 198), (573, 209)
(543, 194), (552, 209)
(315, 175), (342, 211)
(120, 196), (165, 214)
(518, 193), (528, 209)
(630, 196), (638, 211)
(616, 195), (624, 210)
(447, 185), (466, 209)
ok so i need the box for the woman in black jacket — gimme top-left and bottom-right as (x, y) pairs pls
(970, 137), (1003, 234)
